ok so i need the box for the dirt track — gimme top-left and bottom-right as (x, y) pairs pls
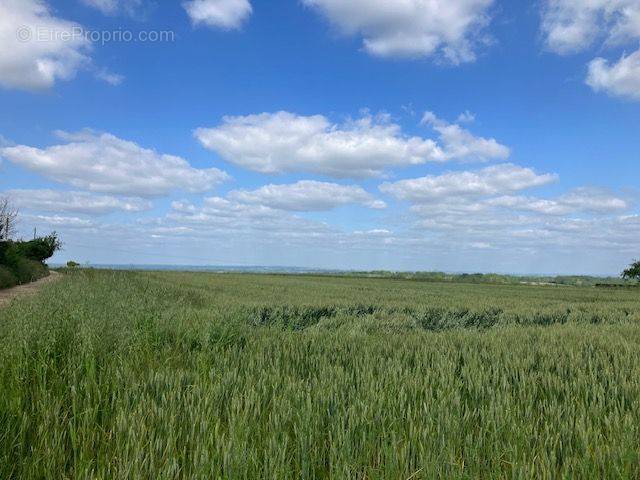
(0, 271), (61, 308)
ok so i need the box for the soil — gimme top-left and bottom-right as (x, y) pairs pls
(0, 271), (61, 308)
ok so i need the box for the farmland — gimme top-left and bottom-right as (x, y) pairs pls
(1, 269), (640, 478)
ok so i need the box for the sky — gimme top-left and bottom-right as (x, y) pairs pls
(0, 0), (638, 275)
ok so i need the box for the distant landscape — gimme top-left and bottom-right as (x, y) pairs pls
(50, 263), (632, 286)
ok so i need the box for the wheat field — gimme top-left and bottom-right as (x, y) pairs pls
(1, 269), (639, 479)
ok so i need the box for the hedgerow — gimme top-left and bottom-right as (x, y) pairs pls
(0, 234), (60, 289)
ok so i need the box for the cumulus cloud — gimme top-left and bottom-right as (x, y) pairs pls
(488, 188), (630, 216)
(540, 0), (640, 100)
(586, 49), (640, 100)
(422, 111), (510, 161)
(0, 130), (229, 197)
(195, 111), (509, 178)
(183, 0), (252, 30)
(486, 195), (572, 216)
(3, 189), (152, 215)
(229, 180), (386, 211)
(167, 196), (330, 236)
(381, 173), (634, 265)
(380, 164), (557, 203)
(302, 0), (494, 63)
(541, 0), (640, 54)
(0, 0), (91, 91)
(560, 187), (631, 213)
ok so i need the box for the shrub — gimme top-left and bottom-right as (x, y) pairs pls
(0, 234), (59, 289)
(13, 234), (61, 263)
(0, 241), (9, 264)
(9, 258), (48, 284)
(0, 265), (17, 289)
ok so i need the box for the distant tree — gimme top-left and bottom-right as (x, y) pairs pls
(622, 260), (640, 281)
(0, 197), (18, 240)
(67, 261), (80, 269)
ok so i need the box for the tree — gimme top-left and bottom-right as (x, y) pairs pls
(0, 197), (18, 240)
(622, 260), (640, 281)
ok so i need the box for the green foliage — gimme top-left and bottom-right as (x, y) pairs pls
(622, 260), (640, 281)
(12, 234), (61, 263)
(0, 266), (17, 289)
(1, 270), (640, 478)
(0, 241), (9, 264)
(0, 234), (59, 289)
(6, 257), (48, 284)
(66, 261), (80, 268)
(341, 270), (624, 286)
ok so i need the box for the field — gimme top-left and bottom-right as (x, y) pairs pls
(1, 270), (640, 479)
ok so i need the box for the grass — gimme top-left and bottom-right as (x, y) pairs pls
(1, 269), (640, 478)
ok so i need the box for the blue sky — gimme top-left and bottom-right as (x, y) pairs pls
(0, 0), (639, 274)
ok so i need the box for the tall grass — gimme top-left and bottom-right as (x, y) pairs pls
(1, 270), (640, 478)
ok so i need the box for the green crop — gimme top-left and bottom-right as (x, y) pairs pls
(1, 270), (639, 479)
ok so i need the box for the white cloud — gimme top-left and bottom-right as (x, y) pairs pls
(167, 196), (330, 236)
(79, 0), (142, 15)
(24, 214), (96, 229)
(0, 0), (90, 91)
(540, 1), (640, 100)
(486, 195), (572, 216)
(488, 188), (630, 216)
(381, 177), (634, 265)
(358, 229), (392, 236)
(195, 111), (509, 178)
(541, 0), (640, 54)
(196, 112), (442, 178)
(0, 130), (229, 197)
(456, 110), (476, 123)
(380, 164), (558, 203)
(3, 189), (151, 215)
(586, 49), (640, 100)
(228, 180), (386, 211)
(95, 68), (125, 86)
(560, 187), (631, 213)
(422, 111), (510, 161)
(183, 0), (252, 30)
(302, 0), (494, 63)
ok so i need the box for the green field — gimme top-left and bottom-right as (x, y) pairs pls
(1, 270), (640, 479)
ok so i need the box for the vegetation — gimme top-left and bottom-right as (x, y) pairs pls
(0, 234), (60, 289)
(2, 270), (640, 478)
(341, 270), (626, 286)
(0, 197), (60, 290)
(622, 260), (640, 281)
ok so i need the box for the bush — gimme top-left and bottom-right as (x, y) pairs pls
(0, 241), (9, 264)
(0, 265), (17, 289)
(9, 258), (48, 284)
(0, 234), (59, 289)
(12, 235), (62, 263)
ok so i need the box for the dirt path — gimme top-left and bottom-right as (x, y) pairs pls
(0, 271), (61, 308)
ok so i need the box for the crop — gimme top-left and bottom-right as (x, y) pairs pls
(1, 270), (639, 479)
